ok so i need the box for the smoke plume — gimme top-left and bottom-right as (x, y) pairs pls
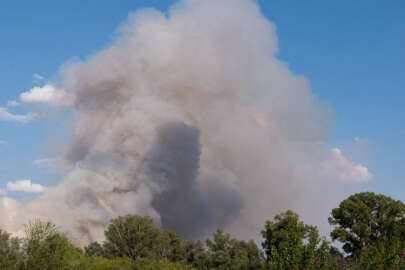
(0, 0), (370, 244)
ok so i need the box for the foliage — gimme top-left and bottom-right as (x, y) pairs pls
(356, 238), (405, 269)
(0, 229), (22, 270)
(206, 229), (264, 270)
(103, 215), (181, 261)
(22, 220), (84, 270)
(261, 210), (330, 270)
(85, 242), (106, 257)
(134, 258), (197, 270)
(179, 240), (209, 269)
(0, 192), (404, 269)
(329, 192), (405, 264)
(81, 256), (134, 270)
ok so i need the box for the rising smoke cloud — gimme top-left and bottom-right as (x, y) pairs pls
(0, 0), (371, 244)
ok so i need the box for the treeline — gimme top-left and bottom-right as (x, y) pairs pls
(0, 192), (404, 269)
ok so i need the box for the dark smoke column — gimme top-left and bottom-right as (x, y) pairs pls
(143, 122), (242, 239)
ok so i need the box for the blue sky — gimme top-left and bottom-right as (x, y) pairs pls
(0, 0), (404, 201)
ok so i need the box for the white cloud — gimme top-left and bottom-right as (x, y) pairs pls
(354, 137), (369, 145)
(0, 140), (6, 145)
(0, 107), (36, 123)
(19, 84), (73, 106)
(6, 101), (19, 107)
(322, 148), (372, 182)
(20, 84), (56, 103)
(7, 180), (45, 193)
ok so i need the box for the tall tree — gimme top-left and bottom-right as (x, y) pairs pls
(261, 210), (329, 270)
(22, 220), (84, 270)
(103, 215), (181, 261)
(329, 192), (405, 267)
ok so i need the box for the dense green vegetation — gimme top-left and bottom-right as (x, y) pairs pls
(0, 192), (403, 269)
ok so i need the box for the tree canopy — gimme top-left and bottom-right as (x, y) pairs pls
(329, 192), (405, 268)
(261, 210), (330, 270)
(0, 191), (403, 269)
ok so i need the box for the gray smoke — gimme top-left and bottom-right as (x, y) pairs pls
(0, 0), (371, 244)
(145, 122), (242, 238)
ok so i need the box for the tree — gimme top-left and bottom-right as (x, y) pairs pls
(0, 229), (22, 270)
(179, 240), (209, 269)
(233, 239), (265, 270)
(81, 256), (134, 270)
(328, 192), (405, 264)
(22, 220), (84, 270)
(206, 229), (264, 270)
(356, 238), (405, 270)
(133, 258), (196, 270)
(261, 210), (329, 270)
(103, 215), (160, 260)
(85, 242), (106, 257)
(156, 229), (183, 261)
(103, 215), (181, 261)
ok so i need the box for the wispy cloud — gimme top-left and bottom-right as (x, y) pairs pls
(354, 137), (369, 146)
(0, 107), (36, 123)
(6, 180), (45, 193)
(6, 101), (19, 107)
(33, 158), (68, 171)
(0, 140), (6, 145)
(33, 158), (53, 166)
(33, 73), (45, 83)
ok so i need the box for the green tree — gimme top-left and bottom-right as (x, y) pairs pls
(0, 229), (22, 270)
(234, 239), (265, 270)
(157, 229), (183, 261)
(22, 220), (84, 270)
(81, 256), (134, 270)
(356, 238), (405, 270)
(134, 258), (196, 270)
(206, 229), (264, 270)
(103, 215), (181, 261)
(261, 210), (329, 270)
(85, 242), (106, 257)
(328, 192), (405, 264)
(179, 240), (209, 269)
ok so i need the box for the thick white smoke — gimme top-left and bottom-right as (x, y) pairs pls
(0, 0), (371, 244)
